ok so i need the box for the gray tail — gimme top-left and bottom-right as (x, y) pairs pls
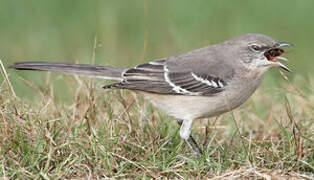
(9, 61), (126, 81)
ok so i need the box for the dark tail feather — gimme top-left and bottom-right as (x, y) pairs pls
(9, 61), (126, 81)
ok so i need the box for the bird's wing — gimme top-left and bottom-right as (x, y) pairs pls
(104, 52), (235, 96)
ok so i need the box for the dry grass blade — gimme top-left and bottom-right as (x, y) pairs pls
(210, 167), (314, 180)
(109, 152), (158, 178)
(0, 59), (17, 98)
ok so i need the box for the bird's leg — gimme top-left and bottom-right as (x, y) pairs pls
(177, 119), (203, 156)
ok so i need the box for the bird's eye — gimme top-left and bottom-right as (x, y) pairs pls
(249, 44), (261, 52)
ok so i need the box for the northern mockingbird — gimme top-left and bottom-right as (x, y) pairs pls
(10, 33), (291, 155)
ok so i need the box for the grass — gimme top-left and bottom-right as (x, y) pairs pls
(0, 60), (313, 179)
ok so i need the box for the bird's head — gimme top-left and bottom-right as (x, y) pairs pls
(230, 33), (292, 73)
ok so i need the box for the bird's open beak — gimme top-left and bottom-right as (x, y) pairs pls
(264, 42), (292, 72)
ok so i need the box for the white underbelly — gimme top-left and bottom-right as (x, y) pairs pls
(140, 80), (261, 120)
(141, 92), (231, 120)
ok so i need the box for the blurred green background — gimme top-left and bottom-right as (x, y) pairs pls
(1, 0), (313, 100)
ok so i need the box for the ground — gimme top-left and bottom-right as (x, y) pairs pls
(0, 65), (313, 179)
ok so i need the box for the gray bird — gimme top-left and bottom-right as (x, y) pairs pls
(9, 33), (292, 155)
